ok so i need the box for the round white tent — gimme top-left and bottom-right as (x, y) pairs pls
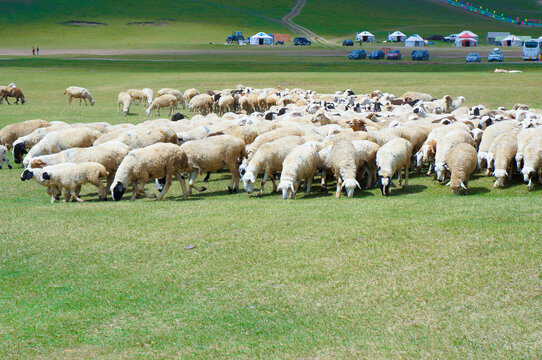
(355, 31), (375, 43)
(457, 30), (478, 40)
(388, 31), (406, 42)
(249, 32), (273, 45)
(405, 34), (425, 47)
(500, 35), (522, 46)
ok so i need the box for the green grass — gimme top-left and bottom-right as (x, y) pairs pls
(0, 60), (541, 359)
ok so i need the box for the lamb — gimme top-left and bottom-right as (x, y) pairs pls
(444, 143), (477, 195)
(241, 136), (306, 196)
(28, 141), (130, 189)
(180, 134), (246, 195)
(20, 166), (62, 202)
(0, 145), (12, 169)
(64, 86), (94, 106)
(521, 134), (542, 190)
(35, 162), (108, 203)
(12, 123), (69, 163)
(0, 87), (26, 105)
(276, 142), (320, 199)
(141, 88), (154, 106)
(145, 94), (178, 116)
(183, 88), (200, 103)
(434, 130), (475, 182)
(0, 119), (50, 150)
(477, 121), (520, 171)
(488, 133), (518, 188)
(126, 89), (147, 105)
(516, 128), (542, 171)
(118, 92), (133, 116)
(157, 88), (186, 109)
(329, 140), (361, 198)
(376, 137), (413, 196)
(111, 143), (189, 201)
(23, 127), (102, 167)
(188, 94), (213, 115)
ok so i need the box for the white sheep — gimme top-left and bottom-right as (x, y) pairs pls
(64, 86), (94, 106)
(351, 140), (380, 189)
(183, 88), (200, 103)
(111, 143), (189, 201)
(516, 128), (542, 171)
(188, 94), (213, 115)
(521, 134), (542, 190)
(478, 121), (520, 171)
(487, 133), (518, 188)
(126, 89), (147, 105)
(0, 119), (50, 150)
(376, 137), (413, 196)
(32, 162), (108, 203)
(329, 140), (361, 198)
(277, 142), (320, 199)
(241, 136), (306, 196)
(218, 95), (235, 115)
(12, 123), (69, 164)
(112, 126), (177, 150)
(118, 92), (133, 116)
(157, 88), (186, 109)
(434, 130), (475, 182)
(444, 143), (477, 195)
(142, 88), (154, 106)
(0, 145), (12, 169)
(145, 94), (178, 116)
(23, 127), (102, 167)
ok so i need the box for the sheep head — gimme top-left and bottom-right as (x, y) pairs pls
(342, 178), (360, 198)
(277, 181), (295, 200)
(111, 181), (126, 201)
(241, 172), (256, 194)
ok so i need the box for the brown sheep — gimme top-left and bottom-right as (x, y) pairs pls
(1, 87), (26, 105)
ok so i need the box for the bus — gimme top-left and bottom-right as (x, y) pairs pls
(522, 39), (541, 60)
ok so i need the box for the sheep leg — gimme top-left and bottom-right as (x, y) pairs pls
(404, 165), (409, 188)
(90, 179), (106, 200)
(293, 181), (301, 199)
(270, 173), (277, 192)
(203, 172), (211, 182)
(306, 177), (313, 196)
(4, 97), (10, 105)
(175, 170), (188, 200)
(320, 170), (327, 191)
(188, 170), (206, 195)
(258, 171), (269, 197)
(140, 182), (156, 199)
(227, 162), (240, 194)
(106, 172), (115, 190)
(155, 173), (172, 201)
(398, 168), (403, 187)
(336, 177), (343, 198)
(130, 183), (139, 201)
(63, 189), (71, 203)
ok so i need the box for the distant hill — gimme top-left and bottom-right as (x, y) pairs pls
(0, 0), (540, 49)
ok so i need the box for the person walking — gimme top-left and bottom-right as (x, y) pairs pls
(36, 46), (39, 55)
(32, 47), (35, 55)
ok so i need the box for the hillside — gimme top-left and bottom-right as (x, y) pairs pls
(0, 0), (540, 49)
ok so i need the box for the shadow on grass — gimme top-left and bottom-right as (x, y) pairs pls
(467, 186), (491, 195)
(390, 184), (427, 196)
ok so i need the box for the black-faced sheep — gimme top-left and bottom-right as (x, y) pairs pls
(0, 119), (50, 150)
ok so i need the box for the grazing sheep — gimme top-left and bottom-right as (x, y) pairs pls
(329, 140), (362, 198)
(241, 136), (306, 196)
(516, 128), (542, 171)
(113, 126), (177, 150)
(0, 87), (26, 105)
(478, 121), (520, 171)
(145, 94), (178, 116)
(434, 130), (475, 182)
(521, 134), (542, 190)
(157, 88), (186, 109)
(487, 133), (518, 188)
(64, 86), (94, 106)
(376, 137), (413, 196)
(180, 134), (246, 195)
(218, 95), (235, 115)
(277, 142), (320, 199)
(183, 88), (200, 103)
(415, 139), (436, 175)
(118, 92), (133, 116)
(445, 143), (477, 195)
(351, 140), (380, 189)
(188, 94), (214, 115)
(12, 123), (69, 163)
(142, 88), (154, 106)
(400, 91), (435, 102)
(171, 112), (186, 122)
(0, 119), (50, 150)
(29, 141), (130, 189)
(23, 127), (102, 167)
(31, 162), (108, 203)
(126, 89), (147, 105)
(111, 143), (189, 201)
(0, 145), (12, 169)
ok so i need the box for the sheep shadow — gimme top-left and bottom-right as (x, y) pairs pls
(390, 184), (427, 196)
(466, 186), (491, 195)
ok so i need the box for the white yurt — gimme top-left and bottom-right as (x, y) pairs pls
(457, 30), (479, 40)
(500, 35), (523, 46)
(405, 34), (425, 47)
(355, 31), (375, 43)
(388, 31), (406, 42)
(249, 32), (273, 45)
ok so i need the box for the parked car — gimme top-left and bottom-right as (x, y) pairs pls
(293, 37), (311, 46)
(368, 50), (385, 59)
(387, 50), (401, 60)
(465, 53), (481, 62)
(342, 40), (354, 46)
(488, 48), (504, 62)
(348, 49), (367, 60)
(444, 34), (458, 42)
(412, 50), (430, 61)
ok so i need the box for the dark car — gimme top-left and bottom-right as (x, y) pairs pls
(342, 40), (354, 46)
(293, 37), (311, 46)
(387, 50), (402, 60)
(412, 50), (429, 61)
(348, 49), (367, 60)
(465, 53), (481, 62)
(368, 50), (385, 59)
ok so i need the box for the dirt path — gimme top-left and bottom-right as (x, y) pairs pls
(280, 0), (335, 47)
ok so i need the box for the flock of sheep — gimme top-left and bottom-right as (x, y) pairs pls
(1, 84), (541, 203)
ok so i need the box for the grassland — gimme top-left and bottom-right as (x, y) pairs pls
(0, 58), (541, 359)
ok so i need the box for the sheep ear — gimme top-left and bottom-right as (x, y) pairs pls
(355, 180), (361, 189)
(460, 181), (467, 190)
(290, 184), (295, 193)
(445, 181), (451, 186)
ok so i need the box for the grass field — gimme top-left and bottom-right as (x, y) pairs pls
(0, 58), (541, 359)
